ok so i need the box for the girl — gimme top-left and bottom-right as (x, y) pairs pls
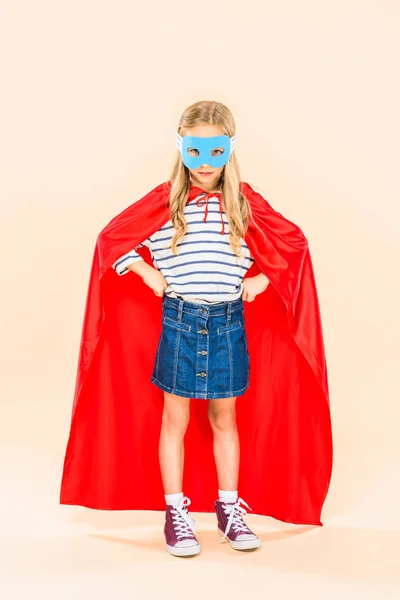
(111, 100), (269, 556)
(60, 99), (332, 560)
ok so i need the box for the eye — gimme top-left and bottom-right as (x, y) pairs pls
(188, 147), (200, 157)
(211, 148), (225, 156)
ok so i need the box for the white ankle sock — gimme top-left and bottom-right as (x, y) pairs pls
(165, 491), (184, 507)
(218, 489), (238, 503)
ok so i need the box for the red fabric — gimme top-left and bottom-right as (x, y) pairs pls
(60, 180), (333, 526)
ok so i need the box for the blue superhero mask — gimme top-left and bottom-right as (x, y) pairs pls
(175, 131), (236, 169)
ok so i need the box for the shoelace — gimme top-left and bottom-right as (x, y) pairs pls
(171, 496), (197, 540)
(194, 191), (225, 235)
(219, 497), (253, 542)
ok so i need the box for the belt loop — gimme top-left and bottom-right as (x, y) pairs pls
(227, 302), (232, 322)
(177, 299), (184, 322)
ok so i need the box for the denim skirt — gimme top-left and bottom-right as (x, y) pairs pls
(150, 295), (250, 399)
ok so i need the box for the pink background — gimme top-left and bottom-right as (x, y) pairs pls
(1, 1), (399, 598)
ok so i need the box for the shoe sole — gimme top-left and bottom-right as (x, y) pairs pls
(217, 528), (261, 550)
(166, 543), (201, 557)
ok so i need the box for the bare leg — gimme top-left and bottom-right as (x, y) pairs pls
(159, 391), (191, 494)
(208, 396), (239, 491)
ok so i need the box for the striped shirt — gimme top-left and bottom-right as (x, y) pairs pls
(112, 192), (259, 304)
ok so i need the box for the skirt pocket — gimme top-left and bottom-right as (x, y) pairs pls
(163, 315), (191, 332)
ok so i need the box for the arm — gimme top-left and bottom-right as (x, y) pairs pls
(112, 242), (148, 276)
(242, 272), (269, 302)
(126, 259), (158, 280)
(112, 239), (168, 297)
(253, 272), (269, 285)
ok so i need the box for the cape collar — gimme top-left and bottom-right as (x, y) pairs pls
(187, 185), (225, 235)
(187, 185), (222, 202)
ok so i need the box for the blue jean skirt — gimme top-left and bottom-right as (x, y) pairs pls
(150, 295), (250, 399)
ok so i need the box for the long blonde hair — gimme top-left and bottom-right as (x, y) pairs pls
(168, 100), (253, 260)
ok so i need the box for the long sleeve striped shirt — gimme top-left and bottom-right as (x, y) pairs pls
(112, 191), (264, 304)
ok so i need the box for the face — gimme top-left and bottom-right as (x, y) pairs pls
(182, 124), (227, 191)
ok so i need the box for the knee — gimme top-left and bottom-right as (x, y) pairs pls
(162, 405), (190, 436)
(208, 408), (237, 433)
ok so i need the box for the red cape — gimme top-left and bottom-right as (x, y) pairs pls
(60, 180), (333, 526)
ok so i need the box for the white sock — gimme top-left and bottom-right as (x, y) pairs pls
(218, 489), (238, 503)
(165, 491), (184, 507)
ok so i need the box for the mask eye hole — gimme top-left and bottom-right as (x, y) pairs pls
(187, 147), (200, 157)
(211, 147), (224, 156)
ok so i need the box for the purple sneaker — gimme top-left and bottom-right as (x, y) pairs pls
(164, 496), (200, 557)
(215, 497), (261, 550)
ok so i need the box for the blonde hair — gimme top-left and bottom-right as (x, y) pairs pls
(168, 100), (255, 260)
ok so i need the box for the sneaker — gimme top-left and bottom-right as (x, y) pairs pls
(164, 496), (200, 557)
(215, 497), (261, 550)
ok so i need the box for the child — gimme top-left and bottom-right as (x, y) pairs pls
(111, 102), (269, 556)
(60, 100), (332, 559)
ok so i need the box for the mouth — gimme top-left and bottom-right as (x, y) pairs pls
(198, 172), (213, 176)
